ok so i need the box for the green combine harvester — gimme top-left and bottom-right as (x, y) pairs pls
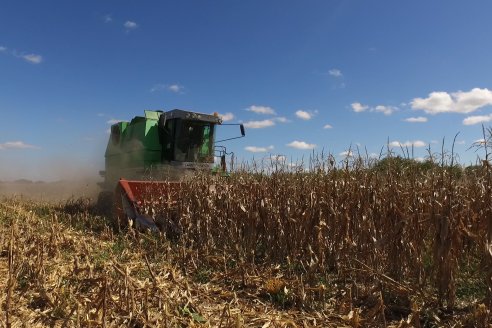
(100, 109), (244, 232)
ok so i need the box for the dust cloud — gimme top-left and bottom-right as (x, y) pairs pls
(0, 155), (104, 202)
(0, 180), (101, 202)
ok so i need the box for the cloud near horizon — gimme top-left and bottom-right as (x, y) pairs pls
(411, 88), (492, 114)
(269, 154), (286, 161)
(287, 140), (316, 150)
(339, 150), (353, 157)
(389, 140), (427, 148)
(244, 145), (274, 153)
(0, 141), (39, 150)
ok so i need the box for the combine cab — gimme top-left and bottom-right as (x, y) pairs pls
(99, 109), (244, 231)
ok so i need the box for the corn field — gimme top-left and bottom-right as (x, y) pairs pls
(1, 153), (492, 326)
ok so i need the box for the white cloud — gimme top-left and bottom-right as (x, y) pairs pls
(1, 46), (43, 64)
(323, 124), (333, 129)
(150, 84), (166, 92)
(124, 21), (138, 30)
(287, 162), (305, 170)
(351, 102), (368, 113)
(411, 88), (492, 114)
(328, 68), (342, 77)
(369, 153), (379, 159)
(168, 84), (183, 93)
(404, 116), (428, 123)
(457, 140), (466, 145)
(150, 83), (184, 93)
(339, 150), (353, 157)
(0, 141), (39, 150)
(245, 145), (274, 153)
(243, 119), (275, 129)
(269, 154), (286, 162)
(295, 110), (315, 120)
(373, 105), (396, 115)
(274, 117), (289, 123)
(246, 105), (276, 115)
(351, 102), (397, 115)
(463, 114), (492, 126)
(286, 140), (316, 150)
(219, 112), (234, 122)
(103, 14), (113, 23)
(389, 140), (427, 148)
(22, 54), (43, 64)
(107, 119), (123, 125)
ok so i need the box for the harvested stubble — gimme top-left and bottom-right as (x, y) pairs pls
(0, 199), (348, 327)
(1, 157), (492, 327)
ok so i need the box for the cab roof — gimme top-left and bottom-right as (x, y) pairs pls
(164, 109), (222, 124)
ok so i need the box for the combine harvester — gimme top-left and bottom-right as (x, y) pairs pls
(99, 109), (244, 232)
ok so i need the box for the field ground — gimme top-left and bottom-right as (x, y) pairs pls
(0, 198), (353, 327)
(1, 167), (492, 327)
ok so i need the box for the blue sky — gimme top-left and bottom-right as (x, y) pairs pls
(1, 0), (492, 180)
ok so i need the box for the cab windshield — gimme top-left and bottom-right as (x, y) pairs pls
(174, 120), (215, 163)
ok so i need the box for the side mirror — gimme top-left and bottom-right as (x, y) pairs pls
(215, 123), (246, 144)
